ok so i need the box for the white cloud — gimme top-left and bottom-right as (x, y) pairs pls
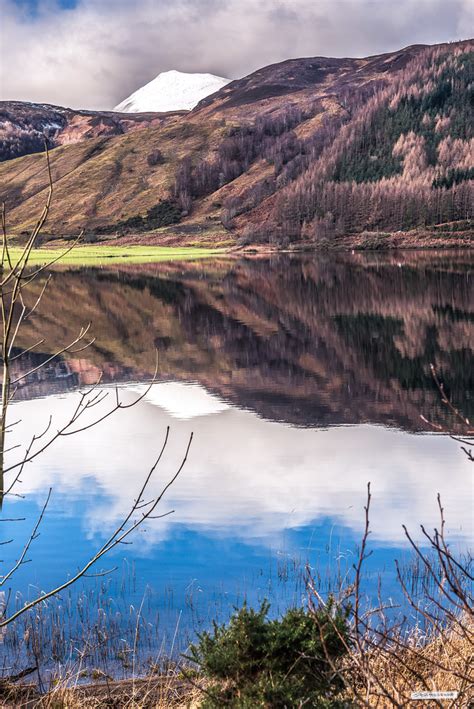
(0, 0), (471, 110)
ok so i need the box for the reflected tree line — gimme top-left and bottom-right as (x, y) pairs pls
(11, 252), (474, 431)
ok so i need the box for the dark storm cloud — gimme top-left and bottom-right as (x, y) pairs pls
(1, 0), (471, 110)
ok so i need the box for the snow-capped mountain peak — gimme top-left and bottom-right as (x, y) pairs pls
(114, 70), (231, 113)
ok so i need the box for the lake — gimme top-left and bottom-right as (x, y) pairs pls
(2, 250), (473, 676)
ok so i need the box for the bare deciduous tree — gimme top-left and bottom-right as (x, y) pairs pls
(0, 149), (191, 637)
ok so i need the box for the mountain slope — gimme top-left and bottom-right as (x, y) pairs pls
(0, 117), (224, 237)
(0, 101), (182, 162)
(0, 40), (472, 247)
(192, 45), (426, 119)
(114, 70), (231, 112)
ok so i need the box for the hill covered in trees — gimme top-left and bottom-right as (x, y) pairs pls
(0, 39), (472, 248)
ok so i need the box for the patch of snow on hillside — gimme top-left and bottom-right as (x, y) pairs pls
(114, 70), (231, 113)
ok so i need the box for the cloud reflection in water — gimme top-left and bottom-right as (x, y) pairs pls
(7, 384), (471, 554)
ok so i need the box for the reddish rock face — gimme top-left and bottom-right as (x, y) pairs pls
(0, 101), (183, 162)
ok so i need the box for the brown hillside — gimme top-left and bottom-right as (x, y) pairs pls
(0, 40), (472, 245)
(0, 100), (184, 161)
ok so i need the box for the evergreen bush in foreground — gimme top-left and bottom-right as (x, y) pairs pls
(188, 599), (351, 708)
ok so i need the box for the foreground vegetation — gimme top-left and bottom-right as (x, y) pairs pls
(2, 484), (472, 708)
(3, 597), (472, 708)
(187, 601), (350, 708)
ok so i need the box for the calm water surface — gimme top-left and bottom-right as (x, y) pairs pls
(2, 251), (473, 671)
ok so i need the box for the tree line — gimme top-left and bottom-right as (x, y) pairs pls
(166, 42), (473, 244)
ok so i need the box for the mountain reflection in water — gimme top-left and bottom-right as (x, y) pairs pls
(2, 251), (473, 658)
(13, 251), (473, 431)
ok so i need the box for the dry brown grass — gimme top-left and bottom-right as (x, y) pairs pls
(0, 673), (201, 708)
(1, 613), (472, 707)
(0, 119), (225, 236)
(351, 613), (474, 707)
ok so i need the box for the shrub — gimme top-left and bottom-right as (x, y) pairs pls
(147, 149), (165, 166)
(97, 199), (181, 234)
(188, 600), (350, 708)
(83, 231), (99, 244)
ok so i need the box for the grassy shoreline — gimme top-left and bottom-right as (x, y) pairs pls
(7, 225), (472, 267)
(7, 245), (227, 266)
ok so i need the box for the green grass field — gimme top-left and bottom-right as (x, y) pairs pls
(7, 245), (226, 266)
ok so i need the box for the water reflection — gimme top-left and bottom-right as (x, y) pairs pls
(13, 250), (474, 431)
(2, 251), (473, 659)
(8, 387), (472, 547)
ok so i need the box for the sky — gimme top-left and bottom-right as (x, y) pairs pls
(1, 0), (472, 110)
